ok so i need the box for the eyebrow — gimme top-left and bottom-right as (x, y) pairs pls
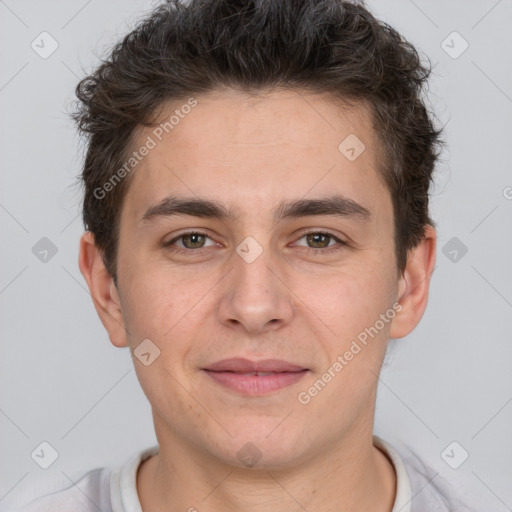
(138, 194), (371, 224)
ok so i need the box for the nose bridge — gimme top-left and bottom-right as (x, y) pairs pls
(217, 232), (293, 332)
(232, 233), (280, 300)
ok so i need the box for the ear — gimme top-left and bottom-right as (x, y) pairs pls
(78, 231), (129, 348)
(389, 225), (436, 339)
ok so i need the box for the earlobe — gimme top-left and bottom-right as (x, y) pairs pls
(78, 231), (129, 348)
(389, 225), (436, 339)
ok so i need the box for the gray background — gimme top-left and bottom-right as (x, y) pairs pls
(1, 0), (511, 510)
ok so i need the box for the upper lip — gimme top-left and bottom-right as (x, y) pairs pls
(203, 358), (307, 373)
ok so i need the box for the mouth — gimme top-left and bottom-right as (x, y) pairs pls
(202, 358), (309, 396)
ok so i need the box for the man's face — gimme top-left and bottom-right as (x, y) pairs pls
(112, 89), (403, 467)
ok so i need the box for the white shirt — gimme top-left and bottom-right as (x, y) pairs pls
(14, 436), (474, 512)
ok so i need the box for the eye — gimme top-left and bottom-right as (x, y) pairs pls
(163, 230), (217, 254)
(293, 231), (347, 255)
(163, 229), (348, 256)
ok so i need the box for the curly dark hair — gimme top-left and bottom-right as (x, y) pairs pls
(72, 0), (442, 285)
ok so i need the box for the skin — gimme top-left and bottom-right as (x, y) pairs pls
(79, 88), (436, 512)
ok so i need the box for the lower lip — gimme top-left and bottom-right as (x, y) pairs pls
(203, 370), (308, 395)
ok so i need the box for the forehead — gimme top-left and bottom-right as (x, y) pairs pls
(120, 89), (390, 225)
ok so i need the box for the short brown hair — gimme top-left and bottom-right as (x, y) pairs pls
(72, 0), (442, 285)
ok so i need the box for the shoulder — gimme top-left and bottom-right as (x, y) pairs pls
(374, 436), (477, 512)
(13, 466), (112, 512)
(400, 449), (473, 511)
(11, 445), (159, 512)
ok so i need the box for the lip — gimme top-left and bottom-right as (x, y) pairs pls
(204, 357), (307, 373)
(202, 358), (309, 396)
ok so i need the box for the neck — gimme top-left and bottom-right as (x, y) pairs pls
(137, 418), (396, 512)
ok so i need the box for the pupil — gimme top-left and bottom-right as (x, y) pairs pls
(308, 233), (328, 248)
(186, 234), (204, 248)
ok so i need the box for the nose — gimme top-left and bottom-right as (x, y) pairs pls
(216, 242), (294, 335)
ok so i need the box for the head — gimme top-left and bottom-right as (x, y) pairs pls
(76, 0), (440, 469)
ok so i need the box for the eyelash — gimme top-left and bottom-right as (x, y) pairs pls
(163, 229), (347, 256)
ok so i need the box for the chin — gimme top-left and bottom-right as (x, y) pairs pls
(206, 425), (307, 470)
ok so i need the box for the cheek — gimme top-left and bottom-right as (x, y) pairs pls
(297, 265), (395, 409)
(122, 271), (201, 403)
(120, 257), (209, 338)
(302, 261), (395, 337)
